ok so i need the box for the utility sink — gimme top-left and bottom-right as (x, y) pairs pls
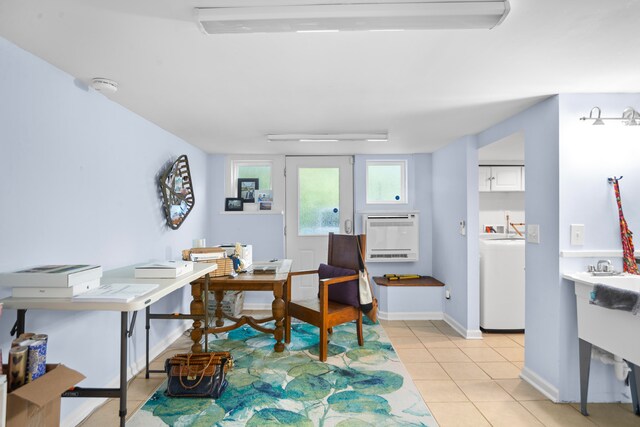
(479, 233), (525, 241)
(564, 272), (640, 416)
(563, 272), (640, 365)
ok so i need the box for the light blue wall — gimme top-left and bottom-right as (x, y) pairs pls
(432, 136), (478, 329)
(355, 154), (442, 316)
(477, 96), (562, 395)
(207, 154), (442, 315)
(0, 37), (209, 423)
(557, 93), (640, 402)
(206, 154), (285, 306)
(477, 94), (639, 402)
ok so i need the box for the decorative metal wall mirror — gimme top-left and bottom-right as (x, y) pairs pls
(159, 154), (195, 230)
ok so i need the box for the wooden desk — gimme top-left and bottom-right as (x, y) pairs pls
(190, 259), (292, 353)
(0, 262), (218, 427)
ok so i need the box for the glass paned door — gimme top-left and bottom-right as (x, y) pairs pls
(285, 156), (354, 300)
(298, 167), (340, 235)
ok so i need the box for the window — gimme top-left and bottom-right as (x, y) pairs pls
(235, 162), (272, 191)
(226, 156), (284, 213)
(366, 160), (407, 204)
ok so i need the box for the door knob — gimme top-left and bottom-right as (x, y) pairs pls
(345, 219), (353, 234)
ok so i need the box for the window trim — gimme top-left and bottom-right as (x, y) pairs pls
(232, 160), (273, 193)
(365, 159), (408, 204)
(225, 155), (284, 213)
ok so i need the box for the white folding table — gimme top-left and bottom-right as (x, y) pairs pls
(1, 262), (217, 427)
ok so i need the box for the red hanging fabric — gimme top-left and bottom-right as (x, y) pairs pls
(611, 178), (639, 274)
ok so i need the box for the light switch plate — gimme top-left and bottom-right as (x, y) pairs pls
(570, 224), (585, 246)
(527, 224), (540, 244)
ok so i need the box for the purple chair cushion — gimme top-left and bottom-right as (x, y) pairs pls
(318, 263), (359, 308)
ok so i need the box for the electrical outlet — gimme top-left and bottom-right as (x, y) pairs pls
(570, 224), (585, 246)
(527, 224), (540, 244)
(445, 289), (451, 299)
(459, 220), (466, 236)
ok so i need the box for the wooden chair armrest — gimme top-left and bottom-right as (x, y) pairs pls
(320, 274), (359, 287)
(318, 274), (359, 298)
(288, 270), (318, 277)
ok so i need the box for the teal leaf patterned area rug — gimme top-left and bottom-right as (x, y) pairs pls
(129, 319), (439, 426)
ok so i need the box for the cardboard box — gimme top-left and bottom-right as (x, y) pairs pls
(4, 364), (84, 427)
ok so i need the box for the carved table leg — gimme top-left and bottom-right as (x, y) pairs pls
(273, 282), (285, 352)
(190, 280), (204, 353)
(215, 290), (225, 327)
(284, 276), (291, 344)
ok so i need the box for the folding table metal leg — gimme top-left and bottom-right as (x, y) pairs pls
(145, 306), (151, 379)
(119, 312), (128, 427)
(628, 362), (640, 416)
(11, 309), (27, 336)
(579, 338), (592, 416)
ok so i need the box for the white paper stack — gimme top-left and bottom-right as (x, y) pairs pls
(0, 265), (103, 299)
(190, 251), (225, 262)
(11, 279), (101, 298)
(134, 261), (194, 279)
(0, 265), (102, 287)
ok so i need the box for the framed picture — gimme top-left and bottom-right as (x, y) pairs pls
(225, 197), (244, 211)
(259, 201), (272, 211)
(238, 178), (259, 203)
(256, 190), (272, 203)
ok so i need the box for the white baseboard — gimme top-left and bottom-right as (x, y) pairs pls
(520, 366), (560, 402)
(61, 320), (191, 427)
(243, 302), (272, 311)
(245, 304), (445, 322)
(443, 313), (482, 339)
(379, 310), (444, 321)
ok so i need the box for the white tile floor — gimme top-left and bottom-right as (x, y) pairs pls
(79, 318), (638, 426)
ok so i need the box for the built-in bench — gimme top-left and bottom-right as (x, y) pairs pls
(373, 276), (445, 287)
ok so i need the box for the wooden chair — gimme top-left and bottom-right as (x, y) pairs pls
(285, 233), (366, 361)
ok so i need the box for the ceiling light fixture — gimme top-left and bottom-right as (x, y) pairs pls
(195, 0), (510, 34)
(580, 106), (640, 126)
(267, 133), (389, 143)
(90, 78), (118, 94)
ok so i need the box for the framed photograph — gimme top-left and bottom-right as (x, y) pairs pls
(238, 178), (259, 203)
(259, 201), (272, 211)
(256, 190), (272, 203)
(225, 197), (244, 211)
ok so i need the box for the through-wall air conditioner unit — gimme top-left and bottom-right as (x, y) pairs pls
(364, 213), (419, 262)
(195, 1), (511, 34)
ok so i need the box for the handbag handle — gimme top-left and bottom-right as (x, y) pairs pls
(355, 236), (374, 294)
(178, 353), (216, 390)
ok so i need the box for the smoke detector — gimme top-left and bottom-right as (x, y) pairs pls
(90, 78), (118, 93)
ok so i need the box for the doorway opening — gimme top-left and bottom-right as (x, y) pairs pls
(478, 132), (526, 339)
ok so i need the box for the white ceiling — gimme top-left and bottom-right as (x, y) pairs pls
(1, 0), (639, 155)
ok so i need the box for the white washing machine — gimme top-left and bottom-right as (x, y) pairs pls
(479, 237), (525, 331)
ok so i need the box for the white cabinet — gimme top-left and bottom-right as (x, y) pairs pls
(479, 167), (493, 192)
(479, 166), (524, 192)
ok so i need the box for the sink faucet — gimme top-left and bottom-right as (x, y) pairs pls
(596, 260), (612, 272)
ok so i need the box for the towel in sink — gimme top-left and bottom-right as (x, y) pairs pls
(590, 283), (640, 315)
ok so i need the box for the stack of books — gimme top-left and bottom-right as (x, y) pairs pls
(0, 265), (103, 298)
(134, 260), (194, 279)
(189, 247), (226, 262)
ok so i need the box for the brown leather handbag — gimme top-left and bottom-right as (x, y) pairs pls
(165, 351), (233, 398)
